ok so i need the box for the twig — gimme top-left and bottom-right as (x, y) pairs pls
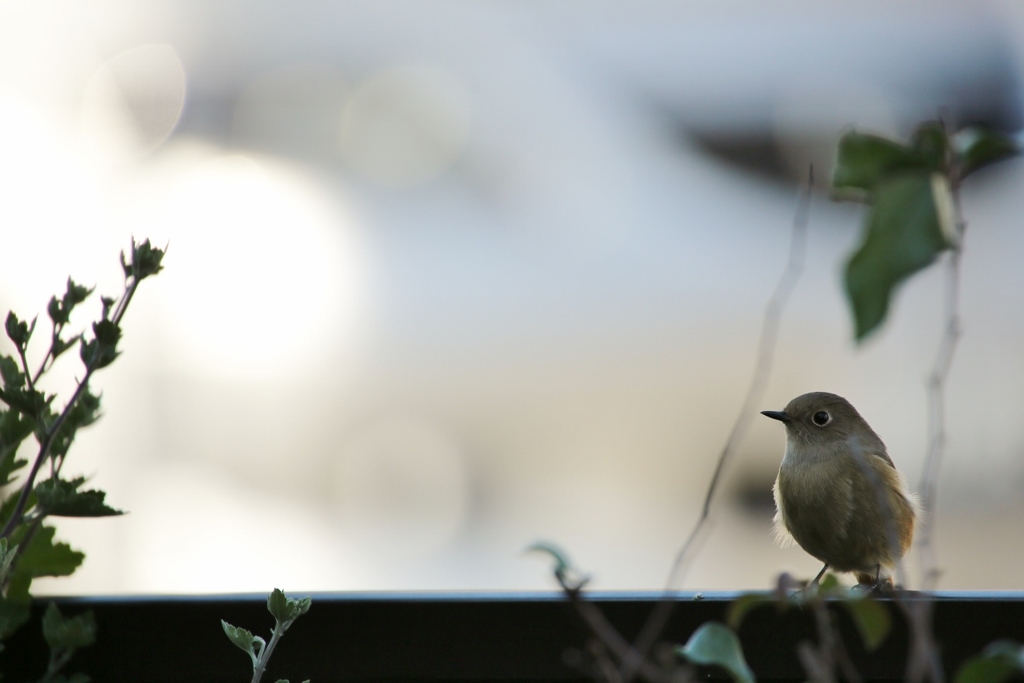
(915, 248), (960, 591)
(619, 166), (815, 683)
(916, 111), (965, 591)
(896, 116), (967, 683)
(555, 574), (671, 683)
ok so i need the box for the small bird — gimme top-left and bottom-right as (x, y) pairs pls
(762, 392), (917, 588)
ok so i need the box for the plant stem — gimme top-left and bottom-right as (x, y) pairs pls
(251, 620), (287, 683)
(619, 166), (814, 683)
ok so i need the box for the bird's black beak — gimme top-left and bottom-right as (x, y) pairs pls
(761, 410), (792, 423)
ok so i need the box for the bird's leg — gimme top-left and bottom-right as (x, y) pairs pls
(797, 564), (830, 598)
(869, 564), (895, 593)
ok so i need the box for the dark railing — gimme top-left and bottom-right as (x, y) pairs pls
(5, 592), (1024, 682)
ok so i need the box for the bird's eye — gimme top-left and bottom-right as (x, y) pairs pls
(812, 411), (831, 426)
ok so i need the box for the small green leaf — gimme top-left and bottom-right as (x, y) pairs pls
(267, 588), (311, 627)
(726, 593), (772, 630)
(222, 620), (265, 668)
(222, 620), (256, 655)
(0, 408), (34, 451)
(5, 312), (31, 350)
(677, 622), (755, 683)
(833, 131), (931, 192)
(123, 239), (166, 280)
(79, 320), (121, 370)
(65, 278), (93, 307)
(955, 641), (1024, 683)
(51, 332), (81, 362)
(100, 297), (116, 320)
(841, 597), (891, 652)
(48, 278), (94, 327)
(267, 588), (290, 621)
(0, 382), (50, 422)
(42, 602), (96, 650)
(36, 478), (123, 517)
(845, 171), (952, 340)
(955, 127), (1019, 178)
(92, 319), (120, 346)
(818, 573), (841, 593)
(526, 541), (573, 579)
(48, 295), (67, 326)
(0, 355), (25, 390)
(13, 524), (85, 579)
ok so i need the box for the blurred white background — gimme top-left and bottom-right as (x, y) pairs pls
(1, 0), (1024, 594)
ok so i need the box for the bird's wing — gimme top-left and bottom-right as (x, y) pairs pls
(872, 450), (895, 468)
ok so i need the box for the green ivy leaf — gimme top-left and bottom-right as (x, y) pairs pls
(955, 641), (1024, 683)
(818, 573), (842, 593)
(42, 602), (96, 650)
(844, 172), (953, 340)
(832, 131), (933, 193)
(955, 127), (1019, 179)
(36, 478), (123, 517)
(841, 597), (891, 652)
(676, 622), (755, 683)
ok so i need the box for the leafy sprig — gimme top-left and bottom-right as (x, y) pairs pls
(222, 589), (312, 683)
(833, 122), (1017, 340)
(0, 238), (164, 674)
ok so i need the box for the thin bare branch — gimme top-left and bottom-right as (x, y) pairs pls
(915, 248), (961, 591)
(619, 166), (815, 683)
